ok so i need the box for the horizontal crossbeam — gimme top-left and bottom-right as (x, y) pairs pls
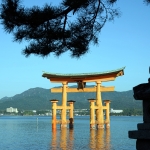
(51, 86), (114, 93)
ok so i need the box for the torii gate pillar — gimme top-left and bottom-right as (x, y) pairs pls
(61, 82), (67, 128)
(68, 100), (76, 129)
(96, 81), (104, 129)
(104, 100), (111, 128)
(50, 99), (59, 131)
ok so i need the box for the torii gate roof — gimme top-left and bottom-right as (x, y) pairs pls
(42, 67), (125, 83)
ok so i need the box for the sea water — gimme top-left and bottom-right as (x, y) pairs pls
(0, 116), (142, 150)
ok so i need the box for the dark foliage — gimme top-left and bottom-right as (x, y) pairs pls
(0, 0), (119, 57)
(0, 0), (149, 57)
(144, 0), (150, 5)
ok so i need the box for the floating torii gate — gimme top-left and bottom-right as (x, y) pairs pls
(42, 67), (125, 130)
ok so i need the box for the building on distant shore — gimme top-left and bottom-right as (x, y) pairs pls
(110, 108), (123, 113)
(6, 107), (18, 113)
(32, 110), (36, 113)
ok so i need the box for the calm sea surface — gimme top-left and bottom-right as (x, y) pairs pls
(0, 116), (142, 150)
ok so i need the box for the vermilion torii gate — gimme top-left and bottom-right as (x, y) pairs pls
(42, 67), (125, 130)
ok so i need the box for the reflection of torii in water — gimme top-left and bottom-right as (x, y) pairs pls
(90, 129), (111, 150)
(42, 67), (125, 130)
(51, 127), (111, 150)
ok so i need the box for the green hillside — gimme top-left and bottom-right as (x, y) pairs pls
(0, 87), (142, 110)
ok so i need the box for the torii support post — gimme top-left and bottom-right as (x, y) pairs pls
(96, 81), (104, 129)
(67, 100), (76, 129)
(50, 99), (59, 131)
(103, 100), (111, 128)
(88, 99), (96, 129)
(61, 82), (67, 128)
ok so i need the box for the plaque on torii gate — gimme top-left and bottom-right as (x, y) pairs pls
(42, 67), (125, 130)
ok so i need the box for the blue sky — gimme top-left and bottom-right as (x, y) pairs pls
(0, 0), (150, 99)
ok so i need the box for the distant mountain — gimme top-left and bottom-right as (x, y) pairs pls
(0, 87), (142, 110)
(0, 96), (10, 102)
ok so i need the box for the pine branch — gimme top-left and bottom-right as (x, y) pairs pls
(0, 0), (120, 58)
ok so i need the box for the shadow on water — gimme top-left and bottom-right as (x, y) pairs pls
(51, 128), (110, 150)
